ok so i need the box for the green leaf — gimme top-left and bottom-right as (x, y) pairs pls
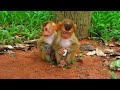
(110, 60), (120, 68)
(116, 60), (120, 67)
(110, 71), (118, 79)
(15, 38), (22, 43)
(49, 61), (57, 65)
(71, 60), (75, 64)
(110, 61), (117, 68)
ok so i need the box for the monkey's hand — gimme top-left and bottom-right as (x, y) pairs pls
(66, 48), (71, 53)
(45, 50), (51, 55)
(59, 48), (69, 56)
(58, 48), (65, 55)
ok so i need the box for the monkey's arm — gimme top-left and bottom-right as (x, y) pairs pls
(69, 33), (80, 53)
(37, 37), (45, 46)
(66, 38), (80, 64)
(37, 37), (46, 60)
(51, 31), (62, 51)
(70, 42), (80, 53)
(37, 37), (50, 54)
(52, 40), (62, 52)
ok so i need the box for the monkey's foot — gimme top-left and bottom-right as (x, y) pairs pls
(57, 60), (67, 68)
(76, 59), (83, 63)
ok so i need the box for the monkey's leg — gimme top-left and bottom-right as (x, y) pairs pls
(45, 55), (52, 63)
(51, 50), (56, 61)
(45, 45), (54, 62)
(40, 48), (46, 60)
(41, 48), (52, 62)
(65, 52), (75, 64)
(55, 52), (67, 68)
(39, 45), (47, 61)
(55, 52), (62, 64)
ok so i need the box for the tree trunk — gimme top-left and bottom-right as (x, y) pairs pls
(53, 11), (91, 40)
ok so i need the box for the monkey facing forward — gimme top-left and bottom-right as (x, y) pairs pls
(52, 19), (80, 67)
(37, 21), (58, 63)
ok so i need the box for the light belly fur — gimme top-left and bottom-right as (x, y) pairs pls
(59, 38), (72, 48)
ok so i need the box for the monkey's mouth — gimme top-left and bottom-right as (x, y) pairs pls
(62, 33), (70, 39)
(44, 35), (50, 37)
(63, 31), (71, 35)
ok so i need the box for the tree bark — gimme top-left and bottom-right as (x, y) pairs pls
(53, 11), (91, 40)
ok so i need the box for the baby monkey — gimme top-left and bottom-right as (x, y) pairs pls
(52, 19), (80, 68)
(37, 21), (58, 63)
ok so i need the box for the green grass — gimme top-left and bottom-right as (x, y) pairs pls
(90, 11), (120, 43)
(1, 11), (120, 45)
(0, 11), (53, 45)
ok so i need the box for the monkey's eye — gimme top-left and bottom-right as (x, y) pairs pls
(42, 27), (44, 31)
(42, 28), (48, 31)
(45, 28), (48, 31)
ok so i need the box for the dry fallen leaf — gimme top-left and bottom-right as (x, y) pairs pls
(0, 45), (14, 50)
(105, 42), (115, 47)
(115, 56), (120, 59)
(103, 60), (110, 66)
(96, 48), (106, 57)
(115, 41), (120, 46)
(80, 44), (96, 51)
(104, 49), (114, 54)
(86, 51), (96, 56)
(14, 43), (33, 51)
(23, 39), (38, 44)
(112, 52), (120, 56)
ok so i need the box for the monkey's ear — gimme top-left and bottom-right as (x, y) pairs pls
(51, 22), (57, 31)
(73, 24), (77, 30)
(57, 22), (62, 28)
(53, 25), (57, 31)
(53, 22), (62, 31)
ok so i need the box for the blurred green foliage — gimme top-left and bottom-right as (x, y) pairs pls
(0, 11), (53, 45)
(90, 11), (120, 43)
(1, 11), (120, 45)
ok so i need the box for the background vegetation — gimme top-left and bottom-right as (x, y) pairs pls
(0, 11), (53, 45)
(0, 11), (120, 45)
(90, 11), (120, 43)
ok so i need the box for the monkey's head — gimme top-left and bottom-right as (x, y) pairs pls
(42, 21), (58, 37)
(58, 19), (77, 39)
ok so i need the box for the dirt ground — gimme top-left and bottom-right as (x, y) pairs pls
(0, 39), (120, 79)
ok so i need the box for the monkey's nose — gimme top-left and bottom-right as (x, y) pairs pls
(64, 24), (72, 31)
(44, 35), (49, 37)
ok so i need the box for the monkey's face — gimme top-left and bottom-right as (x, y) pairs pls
(58, 19), (77, 39)
(42, 23), (55, 37)
(61, 26), (74, 39)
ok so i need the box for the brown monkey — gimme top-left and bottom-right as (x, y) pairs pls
(52, 19), (80, 67)
(37, 21), (58, 63)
